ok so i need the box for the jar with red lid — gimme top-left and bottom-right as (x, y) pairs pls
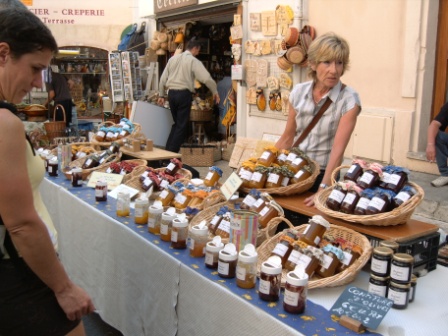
(283, 267), (309, 314)
(392, 185), (416, 208)
(203, 166), (223, 187)
(315, 244), (344, 278)
(247, 165), (269, 189)
(325, 182), (348, 211)
(165, 158), (183, 176)
(343, 159), (367, 182)
(340, 182), (362, 214)
(353, 188), (375, 215)
(299, 215), (330, 247)
(290, 165), (313, 185)
(256, 146), (278, 167)
(259, 256), (283, 302)
(357, 162), (383, 189)
(270, 230), (296, 267)
(264, 165), (284, 188)
(258, 200), (284, 229)
(366, 189), (394, 215)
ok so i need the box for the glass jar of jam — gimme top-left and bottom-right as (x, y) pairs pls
(259, 256), (283, 302)
(236, 243), (258, 289)
(188, 220), (209, 258)
(392, 185), (416, 208)
(214, 212), (232, 239)
(299, 215), (330, 247)
(379, 166), (392, 189)
(289, 165), (313, 185)
(315, 244), (344, 278)
(275, 149), (289, 166)
(95, 127), (107, 142)
(325, 182), (348, 211)
(107, 142), (120, 154)
(386, 167), (409, 193)
(156, 186), (177, 207)
(203, 166), (223, 187)
(357, 162), (383, 189)
(171, 215), (189, 249)
(95, 179), (108, 202)
(278, 166), (295, 187)
(172, 189), (193, 210)
(388, 281), (410, 309)
(353, 189), (375, 215)
(368, 274), (389, 297)
(371, 246), (394, 277)
(241, 191), (259, 210)
(258, 200), (284, 229)
(247, 165), (269, 189)
(160, 208), (177, 242)
(71, 167), (83, 187)
(218, 243), (238, 278)
(82, 154), (100, 170)
(296, 246), (323, 277)
(237, 162), (255, 188)
(116, 192), (131, 217)
(270, 230), (296, 267)
(285, 154), (308, 174)
(205, 236), (224, 269)
(336, 243), (362, 273)
(339, 183), (362, 214)
(148, 201), (163, 234)
(390, 253), (414, 284)
(409, 274), (417, 303)
(134, 198), (149, 224)
(366, 190), (393, 215)
(208, 211), (225, 235)
(283, 267), (309, 314)
(264, 165), (284, 188)
(285, 240), (308, 271)
(379, 240), (399, 253)
(343, 159), (367, 182)
(165, 158), (182, 176)
(47, 157), (59, 177)
(250, 193), (272, 213)
(256, 146), (278, 167)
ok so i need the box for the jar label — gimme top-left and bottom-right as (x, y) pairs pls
(343, 193), (357, 206)
(382, 172), (391, 184)
(135, 207), (145, 218)
(341, 251), (353, 266)
(284, 288), (300, 306)
(292, 157), (304, 166)
(259, 206), (270, 217)
(359, 172), (374, 184)
(388, 287), (408, 305)
(238, 167), (247, 177)
(260, 151), (271, 160)
(371, 258), (388, 274)
(356, 197), (370, 210)
(160, 223), (169, 235)
(347, 164), (356, 174)
(95, 189), (104, 198)
(287, 249), (302, 264)
(188, 238), (195, 250)
(267, 173), (280, 184)
(97, 130), (106, 137)
(369, 197), (386, 211)
(243, 195), (256, 207)
(281, 177), (290, 187)
(389, 174), (401, 186)
(171, 230), (178, 242)
(148, 217), (157, 228)
(205, 252), (216, 266)
(321, 253), (333, 269)
(217, 261), (230, 276)
(395, 192), (411, 203)
(368, 283), (387, 297)
(278, 153), (288, 161)
(241, 170), (253, 180)
(390, 264), (410, 282)
(106, 131), (114, 139)
(174, 193), (187, 204)
(296, 254), (312, 268)
(84, 158), (92, 167)
(253, 198), (265, 208)
(314, 236), (321, 246)
(217, 220), (230, 233)
(205, 171), (214, 181)
(259, 278), (271, 295)
(166, 162), (176, 171)
(272, 243), (289, 257)
(329, 189), (345, 203)
(294, 170), (304, 179)
(159, 189), (169, 199)
(106, 167), (113, 173)
(210, 215), (221, 225)
(160, 180), (169, 189)
(286, 152), (298, 161)
(236, 265), (247, 280)
(251, 172), (263, 182)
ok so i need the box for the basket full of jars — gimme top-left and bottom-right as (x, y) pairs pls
(237, 146), (320, 196)
(256, 215), (372, 289)
(91, 118), (141, 146)
(314, 160), (425, 226)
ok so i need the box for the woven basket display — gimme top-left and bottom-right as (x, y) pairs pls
(190, 109), (213, 122)
(95, 159), (147, 183)
(51, 142), (98, 157)
(91, 121), (142, 147)
(256, 222), (372, 289)
(44, 104), (66, 143)
(180, 145), (215, 167)
(130, 166), (193, 181)
(188, 201), (287, 247)
(314, 165), (425, 226)
(62, 152), (121, 181)
(239, 159), (320, 196)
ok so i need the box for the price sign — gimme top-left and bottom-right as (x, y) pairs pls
(330, 286), (393, 330)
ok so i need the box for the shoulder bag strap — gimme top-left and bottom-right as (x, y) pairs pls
(292, 83), (346, 148)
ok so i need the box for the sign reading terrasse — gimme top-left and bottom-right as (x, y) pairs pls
(154, 0), (198, 14)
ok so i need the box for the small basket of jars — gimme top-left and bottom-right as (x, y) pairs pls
(62, 146), (122, 181)
(314, 161), (425, 226)
(94, 159), (148, 183)
(237, 146), (320, 196)
(256, 215), (372, 289)
(91, 118), (142, 146)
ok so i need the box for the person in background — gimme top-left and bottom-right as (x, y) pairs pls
(157, 39), (219, 153)
(45, 69), (74, 128)
(0, 6), (94, 336)
(276, 32), (362, 207)
(216, 66), (233, 139)
(426, 101), (448, 187)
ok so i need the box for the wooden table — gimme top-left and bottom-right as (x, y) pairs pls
(274, 192), (439, 242)
(120, 147), (181, 162)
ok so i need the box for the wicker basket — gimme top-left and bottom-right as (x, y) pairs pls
(62, 152), (121, 181)
(314, 165), (425, 226)
(95, 159), (147, 183)
(188, 201), (287, 247)
(239, 159), (320, 196)
(256, 222), (372, 289)
(44, 104), (66, 143)
(91, 121), (142, 147)
(190, 109), (213, 122)
(130, 166), (193, 181)
(180, 145), (215, 167)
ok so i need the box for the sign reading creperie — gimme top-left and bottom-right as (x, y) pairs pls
(154, 0), (198, 14)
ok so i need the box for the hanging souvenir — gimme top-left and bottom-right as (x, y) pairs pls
(256, 88), (266, 111)
(275, 92), (282, 111)
(269, 90), (279, 111)
(257, 59), (268, 88)
(261, 11), (277, 36)
(174, 27), (184, 44)
(244, 40), (255, 54)
(250, 13), (261, 32)
(281, 90), (290, 115)
(279, 73), (293, 89)
(260, 40), (272, 55)
(246, 87), (257, 104)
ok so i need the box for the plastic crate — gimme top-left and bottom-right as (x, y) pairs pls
(366, 231), (440, 273)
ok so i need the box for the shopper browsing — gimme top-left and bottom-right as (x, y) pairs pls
(0, 7), (94, 336)
(275, 32), (362, 207)
(157, 39), (219, 153)
(45, 70), (74, 127)
(426, 101), (448, 187)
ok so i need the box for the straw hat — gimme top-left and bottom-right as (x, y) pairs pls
(284, 27), (300, 47)
(277, 56), (293, 71)
(286, 45), (305, 64)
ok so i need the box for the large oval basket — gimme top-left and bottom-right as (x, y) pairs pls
(314, 165), (425, 226)
(239, 159), (320, 196)
(256, 223), (372, 289)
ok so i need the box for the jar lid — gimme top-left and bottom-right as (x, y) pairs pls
(135, 198), (149, 206)
(411, 274), (418, 283)
(149, 205), (163, 214)
(370, 274), (389, 282)
(309, 215), (330, 229)
(206, 236), (224, 252)
(261, 256), (282, 275)
(390, 281), (410, 289)
(392, 253), (414, 263)
(172, 216), (189, 228)
(191, 220), (209, 236)
(286, 267), (308, 286)
(379, 240), (399, 250)
(373, 246), (394, 256)
(238, 243), (257, 263)
(219, 243), (237, 261)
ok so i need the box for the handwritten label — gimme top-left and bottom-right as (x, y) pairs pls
(330, 286), (393, 330)
(220, 172), (243, 201)
(87, 171), (124, 191)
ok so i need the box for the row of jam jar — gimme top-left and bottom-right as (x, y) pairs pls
(369, 241), (417, 310)
(94, 118), (135, 142)
(237, 192), (285, 230)
(326, 180), (417, 215)
(344, 160), (411, 193)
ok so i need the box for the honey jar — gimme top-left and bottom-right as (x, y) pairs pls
(214, 211), (232, 239)
(170, 214), (189, 249)
(203, 166), (223, 187)
(289, 165), (313, 185)
(237, 162), (255, 188)
(270, 230), (296, 267)
(315, 244), (344, 278)
(188, 220), (209, 258)
(160, 208), (177, 242)
(259, 256), (283, 302)
(247, 165), (269, 189)
(240, 191), (259, 210)
(172, 188), (193, 210)
(258, 200), (284, 229)
(134, 198), (149, 224)
(285, 154), (308, 174)
(205, 236), (224, 269)
(336, 243), (362, 273)
(285, 240), (308, 271)
(116, 192), (130, 217)
(256, 146), (278, 167)
(148, 201), (163, 234)
(296, 246), (324, 277)
(275, 149), (289, 166)
(236, 244), (258, 289)
(156, 186), (177, 207)
(264, 165), (284, 188)
(299, 215), (330, 247)
(95, 127), (107, 142)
